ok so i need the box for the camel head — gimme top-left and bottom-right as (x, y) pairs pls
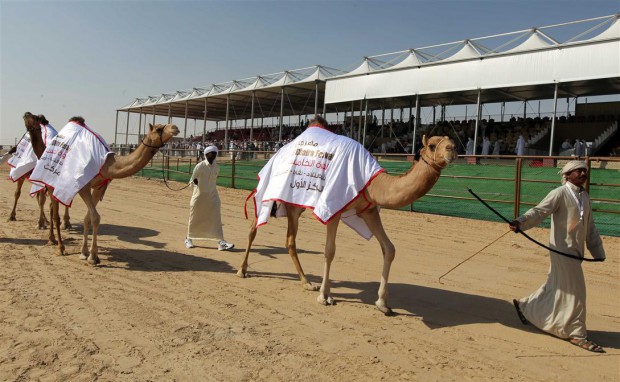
(23, 112), (42, 132)
(144, 123), (180, 148)
(420, 135), (457, 169)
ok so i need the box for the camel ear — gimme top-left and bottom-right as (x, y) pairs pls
(422, 135), (427, 147)
(148, 123), (154, 131)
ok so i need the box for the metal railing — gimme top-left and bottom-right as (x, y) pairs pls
(137, 151), (620, 237)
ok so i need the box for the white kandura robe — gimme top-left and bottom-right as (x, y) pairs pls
(187, 160), (224, 242)
(516, 181), (605, 340)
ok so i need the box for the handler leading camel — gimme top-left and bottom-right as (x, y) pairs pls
(510, 160), (606, 353)
(239, 115), (457, 315)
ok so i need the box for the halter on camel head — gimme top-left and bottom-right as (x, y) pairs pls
(419, 135), (456, 170)
(140, 123), (168, 152)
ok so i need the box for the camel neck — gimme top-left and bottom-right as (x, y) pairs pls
(100, 143), (158, 179)
(28, 128), (45, 159)
(364, 156), (441, 209)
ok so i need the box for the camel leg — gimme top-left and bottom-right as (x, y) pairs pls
(285, 206), (317, 291)
(8, 178), (24, 221)
(236, 218), (258, 278)
(79, 187), (101, 265)
(50, 199), (66, 256)
(37, 190), (49, 229)
(317, 215), (340, 305)
(63, 206), (71, 230)
(360, 207), (396, 316)
(47, 192), (58, 245)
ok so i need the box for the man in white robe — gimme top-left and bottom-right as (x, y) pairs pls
(185, 145), (234, 251)
(492, 139), (501, 155)
(515, 134), (526, 156)
(481, 136), (491, 155)
(465, 137), (474, 155)
(509, 160), (606, 353)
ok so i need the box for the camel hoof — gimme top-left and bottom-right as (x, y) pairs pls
(63, 224), (72, 230)
(317, 295), (335, 306)
(47, 240), (58, 246)
(79, 254), (88, 260)
(87, 258), (101, 266)
(236, 269), (250, 278)
(302, 282), (319, 291)
(375, 301), (395, 316)
(7, 216), (16, 222)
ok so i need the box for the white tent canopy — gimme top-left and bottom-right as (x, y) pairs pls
(325, 14), (620, 109)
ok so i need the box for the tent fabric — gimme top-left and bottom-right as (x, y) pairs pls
(324, 38), (620, 104)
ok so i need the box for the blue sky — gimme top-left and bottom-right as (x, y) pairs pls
(1, 0), (618, 145)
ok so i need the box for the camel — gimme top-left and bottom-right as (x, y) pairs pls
(23, 112), (179, 263)
(237, 131), (457, 315)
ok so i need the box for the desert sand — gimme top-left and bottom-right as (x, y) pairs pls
(0, 167), (618, 381)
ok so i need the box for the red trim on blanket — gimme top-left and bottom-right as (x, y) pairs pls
(254, 168), (386, 227)
(27, 180), (73, 207)
(8, 169), (33, 183)
(244, 189), (257, 219)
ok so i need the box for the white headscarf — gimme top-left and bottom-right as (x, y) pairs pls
(204, 145), (218, 155)
(559, 160), (587, 184)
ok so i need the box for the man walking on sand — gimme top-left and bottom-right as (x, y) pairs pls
(185, 145), (234, 251)
(509, 160), (606, 353)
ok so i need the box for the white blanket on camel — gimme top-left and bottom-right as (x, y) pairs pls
(29, 121), (112, 207)
(251, 126), (384, 239)
(8, 123), (58, 182)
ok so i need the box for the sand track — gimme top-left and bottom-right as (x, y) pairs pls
(1, 171), (618, 381)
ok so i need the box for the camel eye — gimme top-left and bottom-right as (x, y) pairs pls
(429, 144), (436, 151)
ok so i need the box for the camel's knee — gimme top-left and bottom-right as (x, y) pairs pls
(382, 243), (396, 262)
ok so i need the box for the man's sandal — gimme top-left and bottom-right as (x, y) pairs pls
(569, 338), (605, 353)
(512, 299), (528, 325)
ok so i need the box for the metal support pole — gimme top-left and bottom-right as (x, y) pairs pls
(350, 101), (354, 139)
(358, 99), (363, 142)
(125, 111), (130, 145)
(138, 112), (142, 143)
(363, 99), (369, 147)
(314, 81), (319, 115)
(250, 91), (255, 142)
(549, 82), (559, 156)
(225, 94), (230, 148)
(183, 101), (188, 140)
(279, 87), (284, 141)
(168, 104), (171, 124)
(501, 102), (505, 123)
(413, 94), (419, 154)
(473, 89), (482, 156)
(114, 110), (119, 145)
(203, 98), (207, 145)
(152, 106), (155, 126)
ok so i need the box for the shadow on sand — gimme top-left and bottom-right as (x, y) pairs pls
(241, 270), (620, 349)
(70, 223), (165, 249)
(99, 246), (235, 273)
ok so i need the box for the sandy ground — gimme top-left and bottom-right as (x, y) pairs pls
(0, 167), (618, 382)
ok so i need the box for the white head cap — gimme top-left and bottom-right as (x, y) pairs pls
(204, 145), (218, 156)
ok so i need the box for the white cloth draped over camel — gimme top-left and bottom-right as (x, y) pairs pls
(187, 160), (225, 241)
(250, 126), (384, 239)
(515, 182), (605, 340)
(29, 121), (112, 207)
(8, 123), (58, 182)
